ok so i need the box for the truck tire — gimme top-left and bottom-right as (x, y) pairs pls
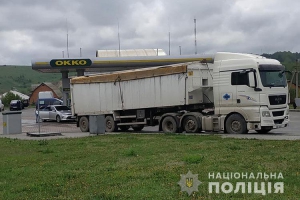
(183, 116), (200, 133)
(105, 116), (118, 132)
(161, 116), (178, 133)
(132, 125), (144, 131)
(79, 116), (89, 132)
(225, 114), (248, 134)
(119, 125), (130, 132)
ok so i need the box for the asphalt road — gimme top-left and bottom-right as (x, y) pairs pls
(0, 107), (300, 140)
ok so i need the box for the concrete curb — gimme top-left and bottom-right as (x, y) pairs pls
(289, 109), (300, 112)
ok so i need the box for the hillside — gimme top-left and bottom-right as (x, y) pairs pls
(262, 51), (300, 80)
(0, 66), (62, 95)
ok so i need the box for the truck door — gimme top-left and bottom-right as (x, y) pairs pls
(231, 70), (260, 107)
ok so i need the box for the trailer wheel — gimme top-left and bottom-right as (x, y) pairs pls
(132, 125), (144, 132)
(225, 114), (248, 134)
(183, 116), (200, 133)
(79, 116), (89, 132)
(119, 125), (130, 132)
(161, 116), (178, 133)
(105, 116), (118, 132)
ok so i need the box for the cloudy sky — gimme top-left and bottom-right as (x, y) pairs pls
(0, 0), (299, 65)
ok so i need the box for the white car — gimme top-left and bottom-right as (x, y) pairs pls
(0, 100), (4, 112)
(36, 105), (75, 123)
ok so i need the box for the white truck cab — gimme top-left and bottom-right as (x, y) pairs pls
(213, 52), (289, 133)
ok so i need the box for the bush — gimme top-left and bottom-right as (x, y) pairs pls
(1, 92), (22, 106)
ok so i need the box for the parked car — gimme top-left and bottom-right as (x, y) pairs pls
(22, 99), (29, 107)
(10, 100), (23, 111)
(0, 100), (4, 112)
(36, 105), (75, 123)
(36, 98), (63, 109)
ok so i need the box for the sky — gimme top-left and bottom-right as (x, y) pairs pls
(0, 0), (299, 65)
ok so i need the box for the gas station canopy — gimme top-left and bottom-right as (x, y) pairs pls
(31, 55), (214, 73)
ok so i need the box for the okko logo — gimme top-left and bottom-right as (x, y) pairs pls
(178, 171), (284, 196)
(208, 172), (284, 195)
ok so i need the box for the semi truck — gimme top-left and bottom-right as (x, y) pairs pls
(70, 52), (289, 134)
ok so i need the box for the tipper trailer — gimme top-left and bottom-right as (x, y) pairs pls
(70, 52), (289, 134)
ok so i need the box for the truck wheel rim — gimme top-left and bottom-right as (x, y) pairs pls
(166, 121), (174, 131)
(107, 121), (112, 129)
(231, 121), (241, 132)
(81, 121), (87, 129)
(186, 120), (196, 131)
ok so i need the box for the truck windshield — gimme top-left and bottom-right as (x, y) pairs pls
(259, 65), (287, 87)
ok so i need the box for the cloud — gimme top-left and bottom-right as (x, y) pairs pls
(0, 0), (299, 65)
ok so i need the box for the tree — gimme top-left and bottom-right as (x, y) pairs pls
(1, 92), (22, 106)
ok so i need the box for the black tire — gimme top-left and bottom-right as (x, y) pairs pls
(256, 127), (272, 134)
(119, 125), (130, 132)
(183, 115), (201, 133)
(56, 115), (61, 123)
(79, 116), (89, 132)
(161, 116), (178, 133)
(225, 114), (248, 134)
(105, 115), (118, 132)
(132, 125), (144, 131)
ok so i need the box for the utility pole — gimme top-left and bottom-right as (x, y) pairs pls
(62, 51), (64, 58)
(194, 18), (197, 54)
(80, 48), (82, 57)
(168, 31), (171, 55)
(66, 18), (69, 58)
(118, 20), (121, 57)
(290, 59), (300, 108)
(179, 46), (181, 55)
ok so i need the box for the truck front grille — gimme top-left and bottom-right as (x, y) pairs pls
(269, 95), (286, 105)
(272, 111), (284, 117)
(274, 119), (284, 124)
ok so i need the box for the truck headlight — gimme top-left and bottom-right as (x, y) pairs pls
(262, 111), (271, 117)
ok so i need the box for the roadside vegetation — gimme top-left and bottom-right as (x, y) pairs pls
(0, 134), (299, 199)
(1, 91), (22, 107)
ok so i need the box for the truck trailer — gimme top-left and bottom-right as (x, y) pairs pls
(70, 52), (289, 134)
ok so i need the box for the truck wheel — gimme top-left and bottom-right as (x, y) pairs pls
(225, 114), (248, 134)
(79, 116), (89, 132)
(183, 116), (200, 133)
(161, 116), (178, 133)
(119, 125), (130, 132)
(105, 116), (118, 132)
(56, 115), (61, 123)
(132, 125), (144, 131)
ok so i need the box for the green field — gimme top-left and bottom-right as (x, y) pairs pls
(0, 134), (299, 199)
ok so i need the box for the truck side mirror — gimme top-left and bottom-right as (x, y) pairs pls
(248, 71), (256, 88)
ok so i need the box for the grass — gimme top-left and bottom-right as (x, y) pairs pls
(0, 134), (299, 199)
